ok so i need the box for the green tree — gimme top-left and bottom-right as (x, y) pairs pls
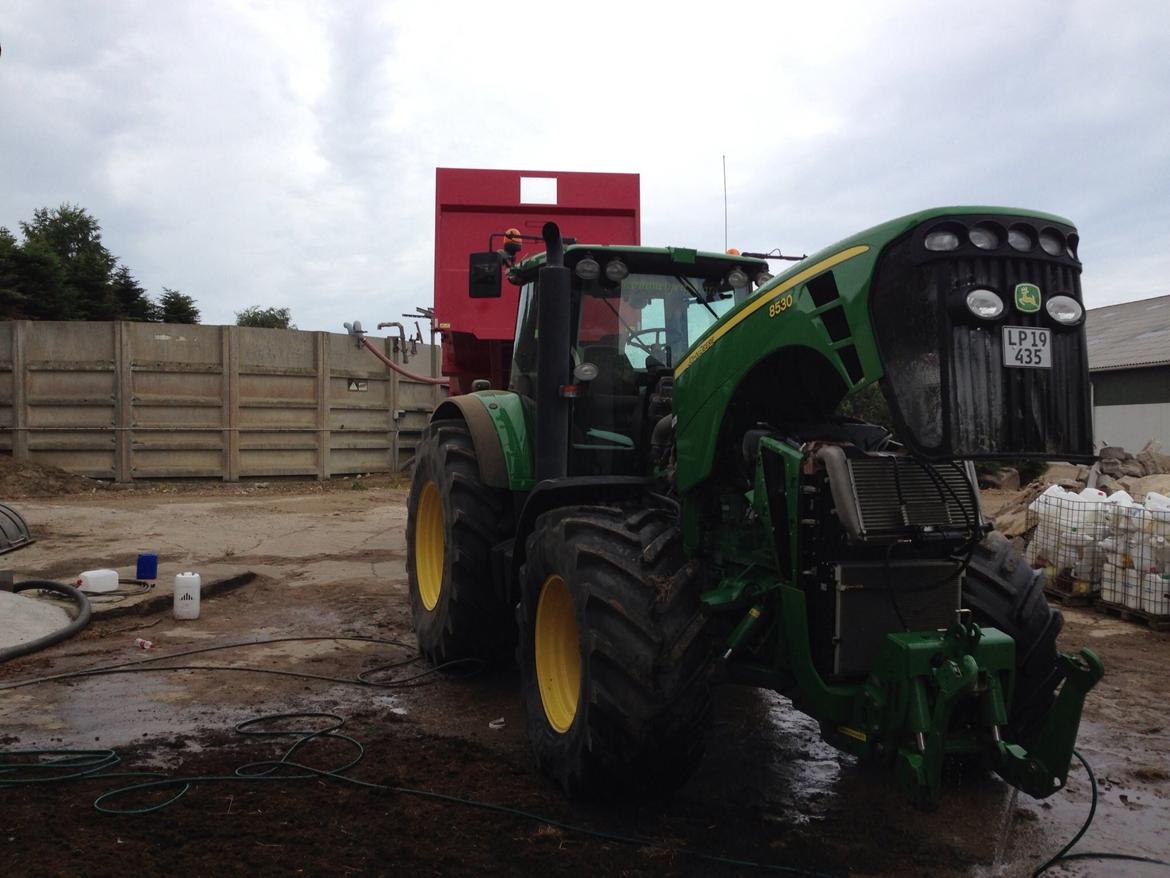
(0, 204), (178, 323)
(159, 287), (201, 324)
(0, 236), (74, 319)
(110, 265), (159, 322)
(20, 204), (117, 320)
(235, 305), (294, 329)
(0, 228), (29, 318)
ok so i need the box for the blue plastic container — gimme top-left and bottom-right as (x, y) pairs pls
(136, 552), (159, 580)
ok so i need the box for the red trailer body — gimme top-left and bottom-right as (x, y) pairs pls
(434, 168), (640, 394)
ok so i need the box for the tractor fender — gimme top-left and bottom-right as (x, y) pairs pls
(431, 392), (534, 491)
(508, 476), (652, 597)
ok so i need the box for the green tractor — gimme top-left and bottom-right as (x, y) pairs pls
(406, 209), (1103, 807)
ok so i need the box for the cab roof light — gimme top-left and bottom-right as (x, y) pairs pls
(575, 255), (600, 280)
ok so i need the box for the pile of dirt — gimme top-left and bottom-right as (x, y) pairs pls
(0, 455), (108, 498)
(0, 453), (410, 499)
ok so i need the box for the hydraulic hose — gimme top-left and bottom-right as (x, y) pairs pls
(360, 337), (449, 386)
(0, 580), (92, 664)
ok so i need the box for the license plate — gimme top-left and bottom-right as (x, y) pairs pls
(1002, 326), (1051, 369)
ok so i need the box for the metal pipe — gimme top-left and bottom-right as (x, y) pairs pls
(376, 321), (409, 362)
(534, 221), (570, 482)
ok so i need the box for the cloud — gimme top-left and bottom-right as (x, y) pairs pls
(1, 0), (1168, 333)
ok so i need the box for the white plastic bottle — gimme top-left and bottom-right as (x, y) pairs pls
(173, 571), (201, 620)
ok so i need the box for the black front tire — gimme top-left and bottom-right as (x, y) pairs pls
(405, 420), (513, 665)
(517, 505), (714, 797)
(963, 531), (1064, 744)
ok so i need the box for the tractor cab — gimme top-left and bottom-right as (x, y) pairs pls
(504, 246), (770, 476)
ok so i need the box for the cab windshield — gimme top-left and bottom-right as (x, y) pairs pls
(566, 270), (744, 475)
(576, 273), (738, 371)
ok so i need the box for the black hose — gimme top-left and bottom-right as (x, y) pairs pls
(0, 580), (92, 664)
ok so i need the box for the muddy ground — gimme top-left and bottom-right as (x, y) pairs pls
(1, 481), (1167, 876)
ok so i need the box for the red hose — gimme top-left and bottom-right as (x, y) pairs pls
(360, 338), (449, 386)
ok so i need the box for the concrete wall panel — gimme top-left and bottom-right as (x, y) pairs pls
(128, 323), (222, 364)
(25, 321), (115, 361)
(1, 321), (440, 480)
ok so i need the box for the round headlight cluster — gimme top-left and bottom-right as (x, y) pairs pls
(966, 288), (1005, 320)
(1045, 295), (1084, 325)
(924, 221), (1077, 260)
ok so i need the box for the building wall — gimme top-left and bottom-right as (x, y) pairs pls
(0, 320), (441, 480)
(1092, 365), (1170, 450)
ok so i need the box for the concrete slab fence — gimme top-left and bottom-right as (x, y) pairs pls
(0, 320), (442, 481)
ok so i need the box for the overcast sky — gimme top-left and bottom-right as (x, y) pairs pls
(3, 1), (1168, 332)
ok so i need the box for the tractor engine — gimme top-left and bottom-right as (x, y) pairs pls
(789, 440), (983, 681)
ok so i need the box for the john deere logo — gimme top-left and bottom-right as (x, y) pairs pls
(1014, 283), (1042, 313)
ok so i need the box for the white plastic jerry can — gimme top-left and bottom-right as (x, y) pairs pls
(173, 571), (201, 620)
(76, 568), (120, 593)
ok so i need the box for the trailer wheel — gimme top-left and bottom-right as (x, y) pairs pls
(517, 505), (714, 797)
(963, 531), (1064, 744)
(406, 420), (513, 665)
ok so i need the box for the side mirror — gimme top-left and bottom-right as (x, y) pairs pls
(468, 251), (503, 298)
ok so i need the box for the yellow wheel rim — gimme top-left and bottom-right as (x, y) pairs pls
(415, 480), (445, 611)
(535, 574), (581, 733)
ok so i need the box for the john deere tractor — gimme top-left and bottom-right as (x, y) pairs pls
(406, 210), (1102, 807)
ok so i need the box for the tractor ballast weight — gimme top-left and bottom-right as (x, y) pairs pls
(405, 207), (1102, 809)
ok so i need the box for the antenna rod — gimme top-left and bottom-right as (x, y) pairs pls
(722, 155), (728, 251)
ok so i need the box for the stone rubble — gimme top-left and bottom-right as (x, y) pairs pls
(989, 441), (1170, 539)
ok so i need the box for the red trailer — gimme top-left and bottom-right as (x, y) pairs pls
(434, 168), (640, 394)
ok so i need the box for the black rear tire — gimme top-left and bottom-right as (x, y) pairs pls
(517, 505), (714, 797)
(405, 420), (514, 665)
(963, 531), (1064, 744)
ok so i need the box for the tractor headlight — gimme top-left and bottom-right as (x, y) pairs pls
(727, 266), (749, 288)
(575, 256), (600, 280)
(1045, 295), (1083, 325)
(1039, 228), (1065, 257)
(924, 227), (962, 251)
(965, 288), (1004, 320)
(1008, 224), (1036, 252)
(604, 259), (629, 282)
(968, 222), (1003, 250)
(754, 270), (773, 287)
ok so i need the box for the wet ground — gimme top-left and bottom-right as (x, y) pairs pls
(1, 484), (1167, 876)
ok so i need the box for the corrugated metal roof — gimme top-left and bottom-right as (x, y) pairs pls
(1086, 293), (1170, 371)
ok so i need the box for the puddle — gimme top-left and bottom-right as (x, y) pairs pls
(1014, 718), (1170, 876)
(692, 687), (848, 826)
